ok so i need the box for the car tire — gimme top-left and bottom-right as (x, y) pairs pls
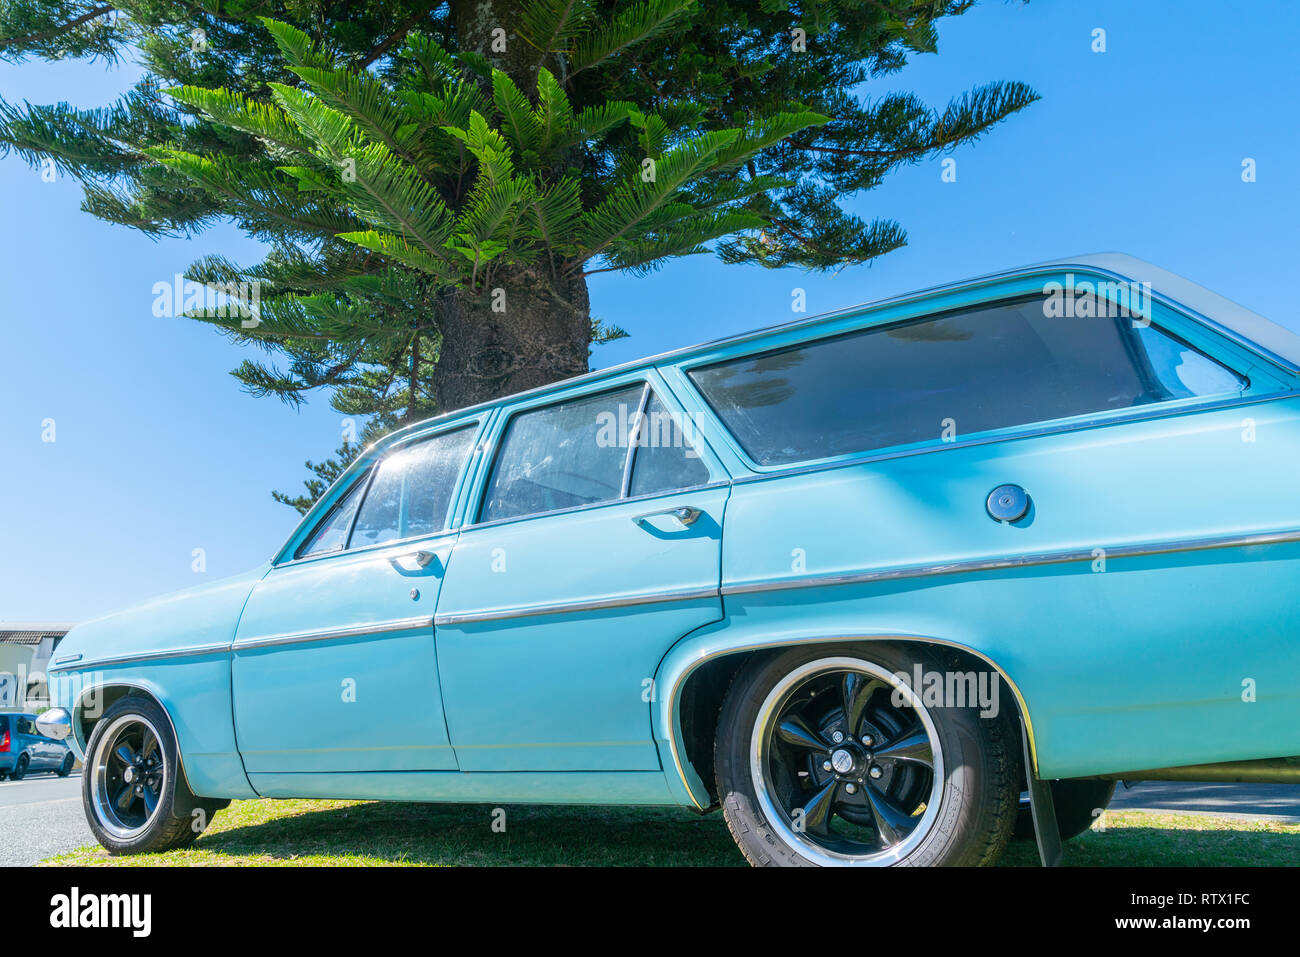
(1014, 779), (1116, 842)
(57, 753), (75, 778)
(715, 643), (1019, 867)
(11, 754), (29, 781)
(82, 696), (214, 855)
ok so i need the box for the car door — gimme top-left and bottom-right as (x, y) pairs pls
(435, 373), (729, 771)
(697, 287), (1300, 779)
(231, 419), (483, 775)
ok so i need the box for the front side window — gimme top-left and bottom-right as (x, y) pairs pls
(298, 476), (368, 558)
(689, 295), (1247, 467)
(350, 426), (477, 549)
(481, 386), (644, 523)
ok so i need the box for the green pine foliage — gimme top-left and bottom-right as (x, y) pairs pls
(0, 1), (1039, 508)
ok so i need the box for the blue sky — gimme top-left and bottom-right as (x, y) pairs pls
(2, 0), (1298, 622)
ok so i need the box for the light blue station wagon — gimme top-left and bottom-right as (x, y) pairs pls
(41, 254), (1300, 866)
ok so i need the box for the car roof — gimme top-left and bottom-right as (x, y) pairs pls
(371, 252), (1300, 452)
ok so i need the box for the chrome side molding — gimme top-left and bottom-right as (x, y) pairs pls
(235, 616), (435, 651)
(722, 526), (1300, 598)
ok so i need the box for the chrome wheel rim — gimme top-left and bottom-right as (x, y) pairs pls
(750, 657), (945, 866)
(90, 715), (166, 840)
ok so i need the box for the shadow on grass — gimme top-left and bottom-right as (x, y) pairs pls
(191, 801), (748, 866)
(60, 800), (1297, 866)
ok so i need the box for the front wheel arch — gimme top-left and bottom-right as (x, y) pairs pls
(73, 684), (201, 799)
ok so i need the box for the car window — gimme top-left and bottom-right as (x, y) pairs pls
(350, 426), (477, 549)
(481, 386), (645, 523)
(298, 475), (369, 559)
(629, 391), (711, 497)
(689, 295), (1247, 467)
(16, 717), (34, 735)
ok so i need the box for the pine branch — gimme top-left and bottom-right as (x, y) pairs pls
(0, 3), (114, 49)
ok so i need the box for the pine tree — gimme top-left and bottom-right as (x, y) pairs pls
(0, 1), (1038, 508)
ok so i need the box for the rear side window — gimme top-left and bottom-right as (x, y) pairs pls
(689, 295), (1246, 467)
(350, 426), (477, 548)
(629, 392), (711, 497)
(481, 386), (643, 523)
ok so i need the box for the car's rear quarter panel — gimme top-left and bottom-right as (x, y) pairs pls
(707, 395), (1300, 779)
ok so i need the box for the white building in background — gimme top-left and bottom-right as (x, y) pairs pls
(0, 623), (74, 709)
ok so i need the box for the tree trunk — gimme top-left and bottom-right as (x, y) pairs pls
(434, 2), (592, 411)
(432, 266), (591, 411)
(453, 0), (538, 90)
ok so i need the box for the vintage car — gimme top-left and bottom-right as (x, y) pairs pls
(41, 253), (1300, 867)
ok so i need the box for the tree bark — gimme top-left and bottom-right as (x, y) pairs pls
(432, 267), (591, 411)
(452, 0), (538, 90)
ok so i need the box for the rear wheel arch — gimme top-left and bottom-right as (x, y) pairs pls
(665, 635), (1038, 810)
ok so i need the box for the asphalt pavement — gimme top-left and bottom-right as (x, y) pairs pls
(1109, 780), (1300, 822)
(0, 772), (92, 866)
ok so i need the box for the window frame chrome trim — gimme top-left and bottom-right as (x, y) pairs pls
(620, 382), (653, 498)
(275, 528), (460, 571)
(459, 480), (731, 534)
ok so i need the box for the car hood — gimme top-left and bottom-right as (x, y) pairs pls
(52, 564), (271, 670)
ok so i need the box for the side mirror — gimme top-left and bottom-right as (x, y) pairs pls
(35, 708), (72, 741)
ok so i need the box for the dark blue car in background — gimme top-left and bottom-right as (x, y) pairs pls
(0, 712), (73, 780)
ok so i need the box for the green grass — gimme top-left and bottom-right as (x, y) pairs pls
(41, 800), (1300, 866)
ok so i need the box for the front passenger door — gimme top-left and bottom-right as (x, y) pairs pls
(232, 421), (481, 777)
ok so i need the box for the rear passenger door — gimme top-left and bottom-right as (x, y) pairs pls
(435, 373), (729, 771)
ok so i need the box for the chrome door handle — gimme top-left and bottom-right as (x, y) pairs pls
(390, 550), (438, 572)
(633, 506), (702, 529)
